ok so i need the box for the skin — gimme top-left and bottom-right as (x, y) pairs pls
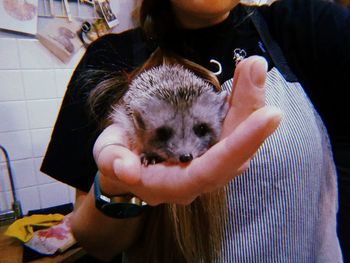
(170, 0), (240, 28)
(70, 1), (282, 260)
(93, 56), (278, 204)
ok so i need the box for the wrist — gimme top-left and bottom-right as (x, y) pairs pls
(94, 172), (148, 219)
(98, 171), (129, 196)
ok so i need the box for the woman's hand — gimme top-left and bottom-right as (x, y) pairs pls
(93, 56), (282, 206)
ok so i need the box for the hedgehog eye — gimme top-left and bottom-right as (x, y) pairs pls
(155, 126), (173, 142)
(193, 123), (211, 137)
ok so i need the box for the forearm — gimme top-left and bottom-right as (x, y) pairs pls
(70, 185), (145, 261)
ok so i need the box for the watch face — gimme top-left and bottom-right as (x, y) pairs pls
(100, 202), (146, 218)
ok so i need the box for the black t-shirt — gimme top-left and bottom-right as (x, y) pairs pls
(41, 0), (350, 192)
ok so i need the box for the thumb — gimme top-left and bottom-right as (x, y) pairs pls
(222, 56), (268, 138)
(113, 151), (141, 185)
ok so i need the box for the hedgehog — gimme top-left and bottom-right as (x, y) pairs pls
(110, 64), (229, 166)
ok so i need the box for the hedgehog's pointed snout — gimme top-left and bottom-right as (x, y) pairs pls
(179, 153), (193, 163)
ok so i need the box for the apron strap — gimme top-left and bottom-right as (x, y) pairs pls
(244, 6), (298, 82)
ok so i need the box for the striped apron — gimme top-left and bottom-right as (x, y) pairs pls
(218, 67), (342, 262)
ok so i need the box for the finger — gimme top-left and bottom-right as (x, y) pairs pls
(222, 56), (268, 138)
(231, 55), (267, 110)
(236, 160), (251, 174)
(139, 105), (282, 200)
(112, 149), (141, 185)
(96, 141), (141, 186)
(135, 162), (195, 204)
(191, 105), (282, 192)
(93, 124), (128, 162)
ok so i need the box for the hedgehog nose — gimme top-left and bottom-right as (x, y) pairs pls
(179, 154), (193, 163)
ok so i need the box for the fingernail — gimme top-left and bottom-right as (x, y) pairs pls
(250, 57), (268, 87)
(113, 159), (123, 179)
(266, 106), (283, 127)
(113, 159), (140, 185)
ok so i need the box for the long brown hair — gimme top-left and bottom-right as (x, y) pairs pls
(87, 0), (228, 261)
(137, 3), (228, 260)
(88, 48), (227, 262)
(139, 0), (174, 44)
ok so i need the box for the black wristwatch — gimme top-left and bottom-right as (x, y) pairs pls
(94, 172), (148, 218)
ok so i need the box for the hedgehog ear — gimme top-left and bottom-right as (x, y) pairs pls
(217, 91), (229, 120)
(132, 111), (146, 130)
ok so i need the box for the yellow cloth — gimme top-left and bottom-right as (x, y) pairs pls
(4, 214), (64, 242)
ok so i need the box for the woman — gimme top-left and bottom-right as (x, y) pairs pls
(41, 0), (349, 262)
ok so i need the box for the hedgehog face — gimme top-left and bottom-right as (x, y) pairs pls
(123, 63), (229, 165)
(131, 90), (228, 165)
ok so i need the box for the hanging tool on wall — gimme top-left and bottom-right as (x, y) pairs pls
(0, 145), (23, 226)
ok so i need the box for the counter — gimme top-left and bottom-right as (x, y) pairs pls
(0, 225), (85, 263)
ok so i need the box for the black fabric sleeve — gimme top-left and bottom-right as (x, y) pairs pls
(260, 3), (350, 257)
(40, 30), (149, 192)
(260, 0), (350, 141)
(260, 0), (350, 194)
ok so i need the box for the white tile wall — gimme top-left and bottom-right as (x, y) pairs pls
(0, 101), (29, 132)
(0, 38), (82, 215)
(38, 182), (70, 209)
(0, 162), (11, 192)
(0, 39), (20, 69)
(0, 130), (33, 160)
(22, 70), (57, 100)
(34, 157), (55, 185)
(27, 100), (59, 129)
(0, 191), (13, 211)
(55, 69), (73, 98)
(0, 70), (25, 101)
(30, 128), (53, 157)
(17, 186), (41, 215)
(10, 159), (37, 189)
(0, 0), (139, 215)
(17, 39), (55, 69)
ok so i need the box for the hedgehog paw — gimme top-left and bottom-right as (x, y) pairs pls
(140, 153), (163, 166)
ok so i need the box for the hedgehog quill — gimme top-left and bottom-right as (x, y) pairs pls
(86, 53), (230, 262)
(110, 64), (229, 166)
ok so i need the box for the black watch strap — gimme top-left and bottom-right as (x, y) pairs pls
(94, 172), (148, 218)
